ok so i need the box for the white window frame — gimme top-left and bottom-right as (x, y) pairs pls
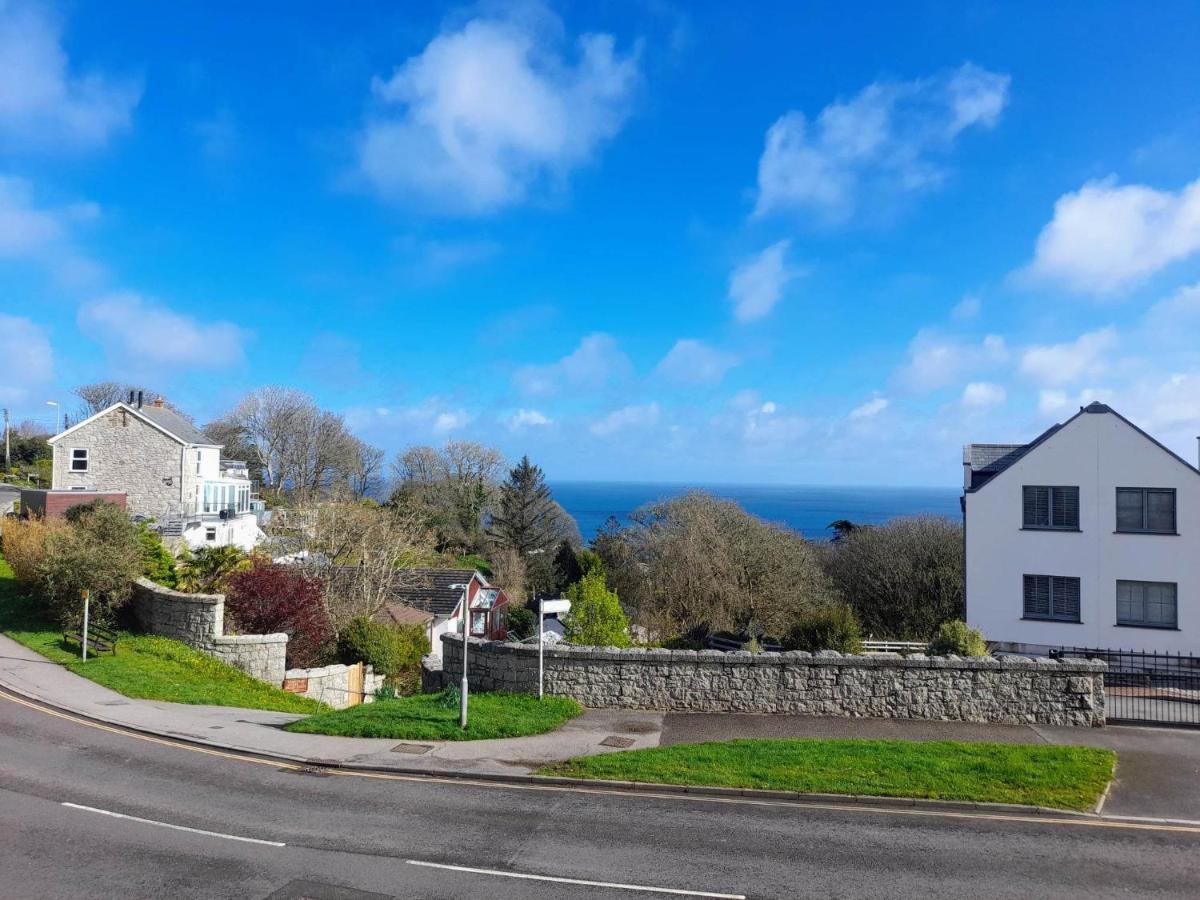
(69, 448), (89, 472)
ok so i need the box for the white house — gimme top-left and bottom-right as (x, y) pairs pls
(378, 568), (510, 659)
(963, 402), (1199, 655)
(47, 393), (264, 551)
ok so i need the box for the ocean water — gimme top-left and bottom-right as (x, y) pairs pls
(551, 482), (962, 542)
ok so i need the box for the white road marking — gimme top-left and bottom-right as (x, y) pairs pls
(61, 802), (286, 847)
(406, 859), (746, 898)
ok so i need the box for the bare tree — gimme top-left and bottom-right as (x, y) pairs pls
(347, 439), (386, 500)
(219, 387), (360, 499)
(489, 543), (527, 606)
(73, 382), (185, 418)
(269, 501), (435, 628)
(389, 440), (505, 554)
(594, 492), (839, 642)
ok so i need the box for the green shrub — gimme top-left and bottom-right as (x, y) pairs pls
(175, 545), (248, 594)
(137, 524), (177, 588)
(784, 602), (864, 654)
(41, 501), (144, 628)
(507, 606), (535, 640)
(337, 616), (430, 688)
(927, 620), (988, 657)
(563, 569), (630, 647)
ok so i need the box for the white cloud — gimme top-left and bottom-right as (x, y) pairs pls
(0, 175), (100, 282)
(1038, 389), (1069, 416)
(897, 330), (1008, 392)
(951, 293), (981, 321)
(728, 240), (797, 322)
(653, 338), (738, 385)
(1019, 327), (1117, 386)
(849, 394), (888, 419)
(358, 8), (638, 214)
(0, 313), (52, 403)
(961, 381), (1006, 408)
(1023, 176), (1200, 294)
(506, 408), (552, 430)
(394, 235), (501, 279)
(78, 292), (249, 368)
(590, 402), (660, 436)
(513, 332), (631, 396)
(754, 63), (1009, 221)
(0, 2), (140, 151)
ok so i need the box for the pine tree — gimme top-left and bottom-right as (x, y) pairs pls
(488, 455), (556, 557)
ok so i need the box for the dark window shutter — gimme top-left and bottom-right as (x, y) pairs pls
(1147, 490), (1175, 532)
(1023, 575), (1050, 617)
(1052, 487), (1080, 528)
(1023, 486), (1049, 528)
(1052, 577), (1081, 622)
(1116, 488), (1144, 531)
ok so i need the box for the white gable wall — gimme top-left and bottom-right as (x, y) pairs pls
(966, 409), (1200, 654)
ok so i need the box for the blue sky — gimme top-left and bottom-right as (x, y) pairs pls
(3, 1), (1200, 486)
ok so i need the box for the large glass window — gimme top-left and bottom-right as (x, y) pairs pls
(1116, 488), (1176, 533)
(1117, 580), (1178, 629)
(1022, 486), (1079, 530)
(1023, 574), (1081, 622)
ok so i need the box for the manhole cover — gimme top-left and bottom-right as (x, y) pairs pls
(391, 742), (433, 755)
(600, 735), (636, 748)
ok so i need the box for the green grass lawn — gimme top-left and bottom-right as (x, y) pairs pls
(541, 738), (1116, 811)
(0, 556), (321, 714)
(285, 689), (582, 740)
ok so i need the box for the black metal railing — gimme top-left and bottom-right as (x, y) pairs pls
(1052, 646), (1200, 727)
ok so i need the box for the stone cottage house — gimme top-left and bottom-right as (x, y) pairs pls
(47, 392), (263, 551)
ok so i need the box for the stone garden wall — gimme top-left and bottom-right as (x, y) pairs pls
(131, 579), (287, 686)
(283, 663), (385, 709)
(442, 636), (1106, 727)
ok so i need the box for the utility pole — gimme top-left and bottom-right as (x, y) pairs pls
(2, 408), (9, 471)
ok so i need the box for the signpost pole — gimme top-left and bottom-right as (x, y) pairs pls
(538, 603), (545, 700)
(537, 598), (571, 702)
(459, 617), (469, 729)
(81, 590), (90, 663)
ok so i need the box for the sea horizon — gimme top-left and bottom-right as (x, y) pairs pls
(549, 480), (962, 542)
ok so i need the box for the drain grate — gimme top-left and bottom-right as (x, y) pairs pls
(599, 735), (636, 748)
(391, 742), (433, 755)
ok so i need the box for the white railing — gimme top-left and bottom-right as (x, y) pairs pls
(861, 639), (929, 655)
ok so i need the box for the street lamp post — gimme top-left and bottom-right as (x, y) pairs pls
(46, 400), (61, 435)
(451, 583), (470, 729)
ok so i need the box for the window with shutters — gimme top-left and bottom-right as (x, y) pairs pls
(1115, 488), (1176, 533)
(1023, 574), (1081, 622)
(1022, 486), (1080, 530)
(1116, 580), (1178, 629)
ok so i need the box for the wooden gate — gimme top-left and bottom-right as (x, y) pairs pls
(346, 662), (365, 707)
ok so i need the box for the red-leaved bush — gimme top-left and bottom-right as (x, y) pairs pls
(224, 561), (333, 668)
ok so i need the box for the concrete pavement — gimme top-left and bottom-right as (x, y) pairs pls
(2, 693), (1199, 899)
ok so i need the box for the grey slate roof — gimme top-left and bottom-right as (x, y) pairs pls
(137, 404), (216, 446)
(963, 401), (1198, 493)
(385, 568), (480, 618)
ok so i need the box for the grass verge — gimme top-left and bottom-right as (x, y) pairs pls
(540, 738), (1116, 811)
(286, 689), (582, 740)
(0, 556), (321, 714)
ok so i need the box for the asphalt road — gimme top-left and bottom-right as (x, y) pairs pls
(0, 694), (1197, 900)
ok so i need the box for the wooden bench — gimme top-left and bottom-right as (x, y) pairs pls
(63, 622), (118, 656)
